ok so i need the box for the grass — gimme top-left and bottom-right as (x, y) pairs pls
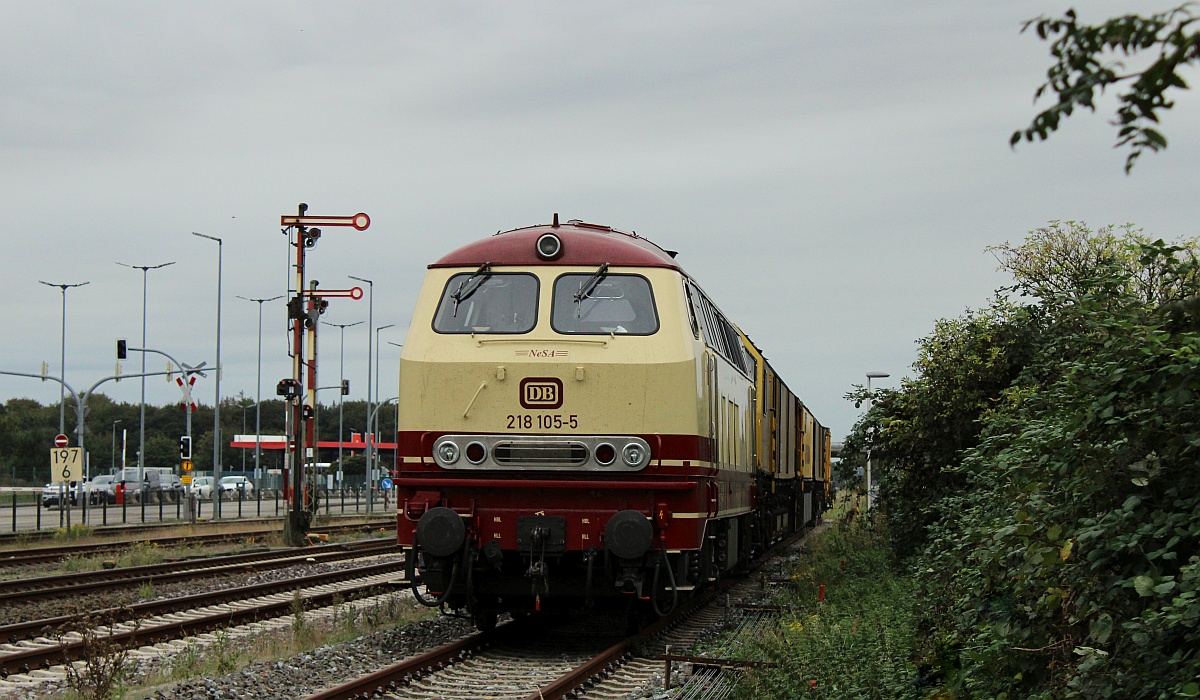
(731, 514), (923, 700)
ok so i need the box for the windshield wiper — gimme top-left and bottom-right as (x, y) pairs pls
(451, 262), (492, 317)
(574, 263), (610, 305)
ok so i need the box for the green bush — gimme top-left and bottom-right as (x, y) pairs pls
(735, 522), (920, 700)
(862, 224), (1200, 698)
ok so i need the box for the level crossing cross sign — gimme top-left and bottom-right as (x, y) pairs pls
(177, 375), (198, 411)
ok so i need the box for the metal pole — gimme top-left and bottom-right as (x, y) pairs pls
(116, 261), (175, 482)
(864, 371), (889, 511)
(238, 295), (282, 496)
(372, 324), (395, 487)
(192, 232), (223, 515)
(111, 420), (121, 474)
(387, 341), (404, 481)
(348, 276), (374, 502)
(39, 281), (89, 436)
(323, 321), (362, 491)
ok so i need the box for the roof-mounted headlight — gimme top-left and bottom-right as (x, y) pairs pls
(536, 233), (563, 260)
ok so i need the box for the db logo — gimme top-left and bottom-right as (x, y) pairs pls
(520, 377), (563, 409)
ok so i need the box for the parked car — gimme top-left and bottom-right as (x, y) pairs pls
(157, 473), (185, 503)
(41, 482), (78, 508)
(84, 474), (117, 504)
(218, 476), (254, 500)
(191, 476), (215, 500)
(115, 468), (161, 503)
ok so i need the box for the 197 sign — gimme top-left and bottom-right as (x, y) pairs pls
(50, 447), (83, 483)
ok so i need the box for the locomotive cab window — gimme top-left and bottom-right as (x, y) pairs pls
(551, 273), (659, 335)
(433, 272), (539, 334)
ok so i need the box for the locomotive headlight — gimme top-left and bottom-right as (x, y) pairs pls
(594, 443), (617, 466)
(622, 442), (647, 467)
(465, 441), (487, 464)
(536, 233), (563, 260)
(436, 441), (460, 465)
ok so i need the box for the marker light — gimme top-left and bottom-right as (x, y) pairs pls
(436, 441), (460, 465)
(622, 442), (647, 467)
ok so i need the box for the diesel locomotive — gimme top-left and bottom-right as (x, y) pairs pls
(395, 217), (830, 630)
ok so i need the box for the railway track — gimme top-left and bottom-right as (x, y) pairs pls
(0, 518), (394, 568)
(0, 539), (399, 604)
(306, 590), (719, 700)
(0, 559), (408, 677)
(306, 529), (813, 700)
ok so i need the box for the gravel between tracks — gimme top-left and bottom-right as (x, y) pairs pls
(139, 614), (477, 700)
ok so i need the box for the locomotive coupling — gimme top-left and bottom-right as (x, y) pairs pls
(416, 506), (467, 557)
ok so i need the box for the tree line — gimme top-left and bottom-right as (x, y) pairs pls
(0, 394), (397, 486)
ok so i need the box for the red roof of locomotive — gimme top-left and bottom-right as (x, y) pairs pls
(430, 221), (683, 271)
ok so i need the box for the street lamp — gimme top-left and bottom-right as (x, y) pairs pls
(117, 260), (175, 479)
(367, 323), (395, 508)
(372, 324), (395, 470)
(386, 340), (404, 481)
(39, 280), (90, 436)
(191, 232), (223, 512)
(235, 398), (253, 472)
(864, 371), (890, 511)
(237, 294), (283, 493)
(323, 320), (362, 487)
(347, 276), (375, 480)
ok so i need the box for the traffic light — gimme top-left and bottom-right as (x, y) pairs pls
(117, 339), (127, 360)
(179, 435), (191, 460)
(341, 379), (350, 396)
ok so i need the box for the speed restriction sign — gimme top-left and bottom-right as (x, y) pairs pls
(50, 448), (83, 483)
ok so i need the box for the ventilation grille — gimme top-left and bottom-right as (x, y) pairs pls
(492, 441), (589, 467)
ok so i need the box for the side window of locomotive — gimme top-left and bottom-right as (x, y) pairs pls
(684, 282), (701, 339)
(551, 274), (659, 335)
(432, 272), (539, 334)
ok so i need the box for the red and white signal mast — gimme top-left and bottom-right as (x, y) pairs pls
(278, 204), (370, 545)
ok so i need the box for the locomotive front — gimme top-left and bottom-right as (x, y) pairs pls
(395, 221), (727, 629)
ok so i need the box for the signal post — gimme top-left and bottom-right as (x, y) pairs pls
(279, 204), (369, 546)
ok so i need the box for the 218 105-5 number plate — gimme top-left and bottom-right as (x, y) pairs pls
(506, 414), (579, 430)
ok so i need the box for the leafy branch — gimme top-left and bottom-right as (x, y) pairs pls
(1013, 4), (1200, 172)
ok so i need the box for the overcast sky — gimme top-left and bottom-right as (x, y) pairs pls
(2, 1), (1197, 443)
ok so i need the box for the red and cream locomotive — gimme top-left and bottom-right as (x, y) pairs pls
(396, 217), (830, 630)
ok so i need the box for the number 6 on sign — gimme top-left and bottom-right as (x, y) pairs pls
(50, 448), (83, 483)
